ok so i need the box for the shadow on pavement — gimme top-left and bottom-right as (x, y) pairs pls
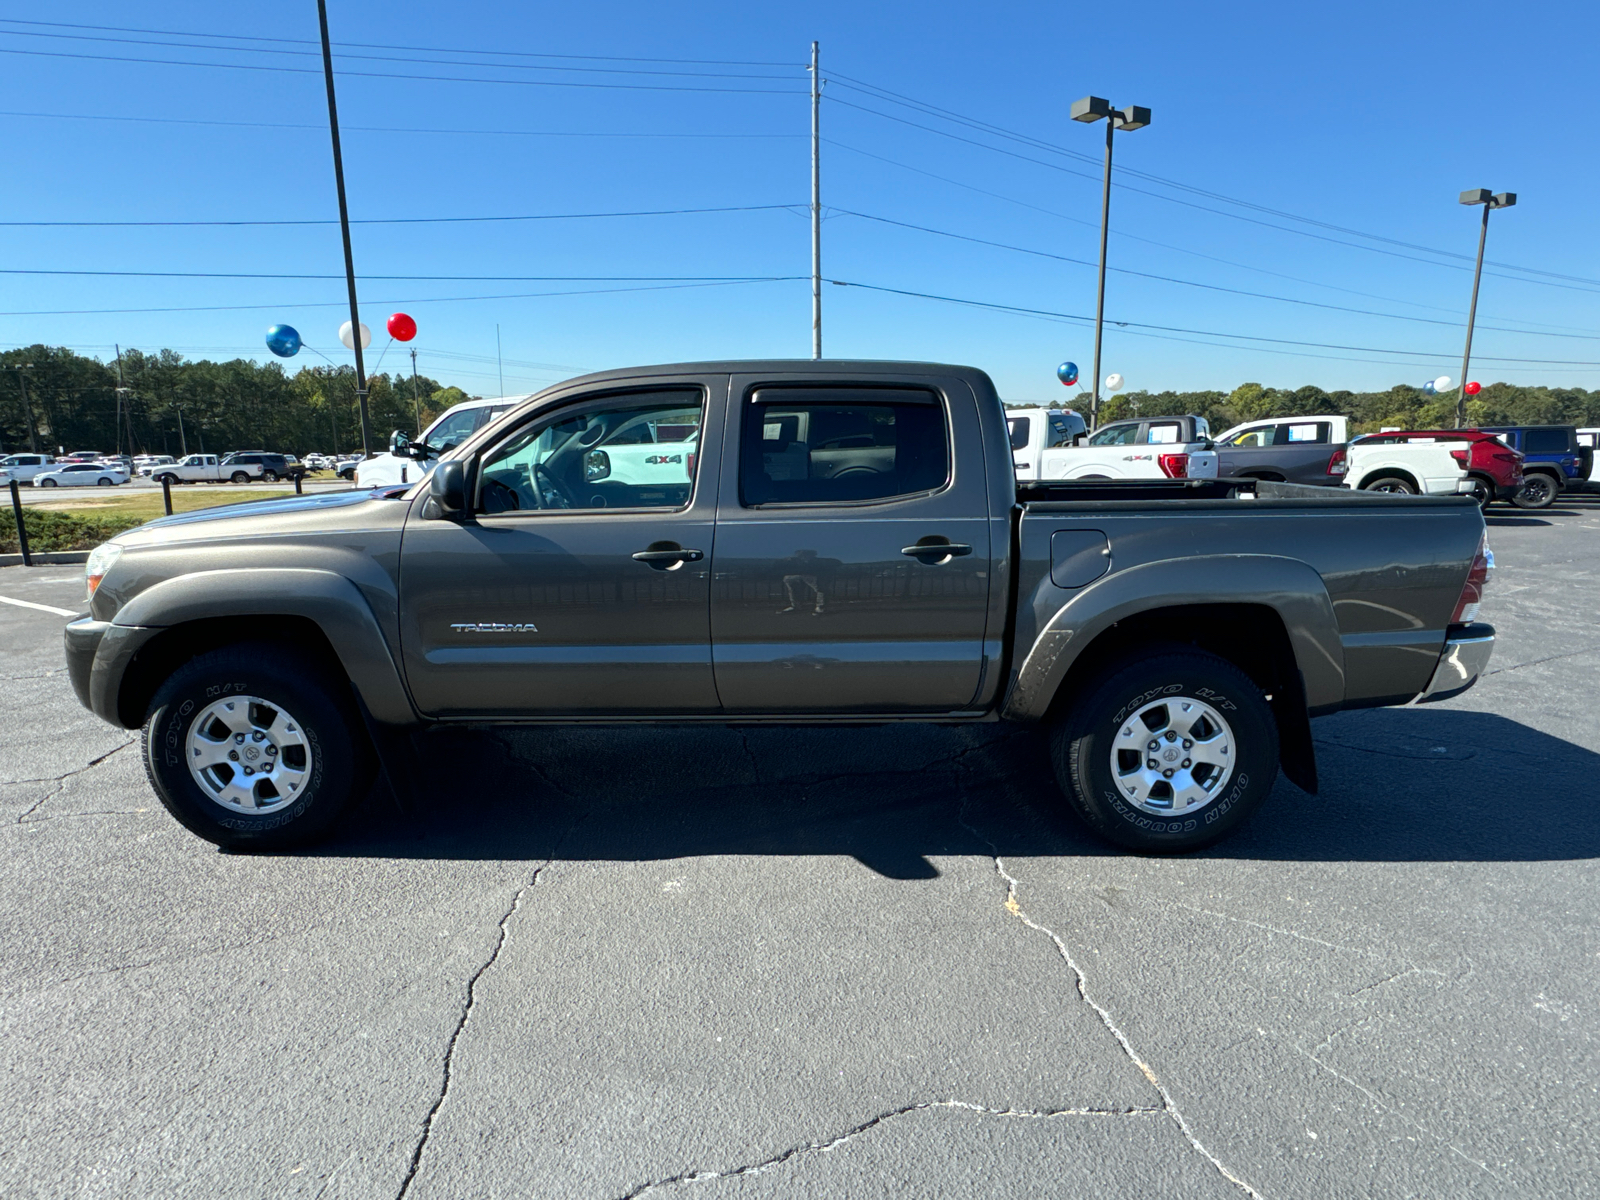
(309, 706), (1600, 875)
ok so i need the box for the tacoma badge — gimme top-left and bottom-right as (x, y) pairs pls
(450, 622), (539, 633)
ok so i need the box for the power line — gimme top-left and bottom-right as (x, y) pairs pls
(0, 108), (806, 139)
(0, 45), (807, 94)
(0, 269), (798, 281)
(832, 208), (1600, 342)
(0, 276), (806, 317)
(0, 203), (805, 228)
(828, 280), (1600, 366)
(0, 17), (799, 67)
(827, 71), (1600, 290)
(0, 26), (800, 81)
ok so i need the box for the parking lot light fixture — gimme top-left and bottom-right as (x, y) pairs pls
(1073, 96), (1151, 429)
(1456, 189), (1516, 427)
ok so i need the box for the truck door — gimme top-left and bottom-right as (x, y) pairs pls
(397, 380), (724, 717)
(709, 376), (995, 713)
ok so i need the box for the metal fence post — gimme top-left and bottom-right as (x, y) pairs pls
(161, 475), (173, 516)
(10, 479), (31, 566)
(294, 472), (303, 495)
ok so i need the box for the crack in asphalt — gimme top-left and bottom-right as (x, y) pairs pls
(1483, 643), (1600, 676)
(15, 739), (136, 822)
(616, 1100), (1163, 1198)
(394, 864), (546, 1200)
(736, 730), (761, 782)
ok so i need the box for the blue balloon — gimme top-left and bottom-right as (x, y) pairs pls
(1422, 380), (1436, 395)
(266, 324), (302, 358)
(1057, 360), (1079, 386)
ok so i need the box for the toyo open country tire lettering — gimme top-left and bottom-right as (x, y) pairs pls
(141, 642), (372, 850)
(1052, 649), (1280, 852)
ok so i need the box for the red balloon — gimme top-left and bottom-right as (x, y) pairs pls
(387, 312), (417, 342)
(1464, 381), (1481, 395)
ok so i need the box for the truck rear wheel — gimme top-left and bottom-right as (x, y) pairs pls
(141, 642), (372, 850)
(230, 471), (250, 484)
(1051, 649), (1279, 853)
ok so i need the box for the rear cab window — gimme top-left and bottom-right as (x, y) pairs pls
(1007, 417), (1031, 451)
(741, 386), (949, 506)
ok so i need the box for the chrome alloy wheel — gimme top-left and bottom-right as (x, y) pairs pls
(1110, 694), (1236, 816)
(184, 695), (313, 814)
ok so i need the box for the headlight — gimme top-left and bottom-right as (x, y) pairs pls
(85, 541), (124, 602)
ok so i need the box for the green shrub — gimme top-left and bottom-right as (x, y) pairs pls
(0, 508), (145, 554)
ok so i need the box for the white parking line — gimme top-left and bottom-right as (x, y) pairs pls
(0, 595), (79, 617)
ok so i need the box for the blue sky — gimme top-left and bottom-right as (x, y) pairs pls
(1, 0), (1597, 403)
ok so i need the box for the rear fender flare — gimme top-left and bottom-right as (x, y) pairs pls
(1003, 554), (1345, 721)
(107, 568), (416, 726)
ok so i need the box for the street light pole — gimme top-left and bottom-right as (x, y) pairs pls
(1071, 97), (1150, 429)
(1455, 188), (1516, 427)
(316, 0), (373, 459)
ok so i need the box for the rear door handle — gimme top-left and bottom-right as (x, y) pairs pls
(901, 541), (972, 560)
(632, 546), (704, 563)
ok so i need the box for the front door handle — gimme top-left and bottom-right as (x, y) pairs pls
(632, 544), (704, 568)
(901, 540), (973, 562)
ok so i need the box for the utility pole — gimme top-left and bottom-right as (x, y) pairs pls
(175, 404), (187, 456)
(1455, 189), (1516, 427)
(317, 0), (373, 459)
(14, 363), (38, 453)
(113, 344), (133, 459)
(810, 40), (822, 360)
(1071, 97), (1150, 429)
(410, 347), (422, 434)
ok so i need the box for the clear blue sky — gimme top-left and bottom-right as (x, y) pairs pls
(2, 0), (1597, 403)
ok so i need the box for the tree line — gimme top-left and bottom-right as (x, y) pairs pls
(1083, 380), (1600, 433)
(0, 345), (476, 459)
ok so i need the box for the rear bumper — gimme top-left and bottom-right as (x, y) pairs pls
(1415, 623), (1495, 703)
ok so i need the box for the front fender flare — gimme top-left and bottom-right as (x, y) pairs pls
(1002, 554), (1345, 721)
(105, 568), (416, 726)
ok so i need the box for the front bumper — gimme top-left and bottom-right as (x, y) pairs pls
(65, 617), (111, 711)
(1415, 622), (1495, 703)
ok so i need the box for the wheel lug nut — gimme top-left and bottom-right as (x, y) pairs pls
(234, 734), (245, 744)
(252, 731), (264, 742)
(1182, 739), (1193, 749)
(1163, 769), (1175, 778)
(1182, 759), (1191, 768)
(228, 750), (239, 761)
(1146, 759), (1159, 770)
(1165, 731), (1177, 741)
(265, 745), (277, 755)
(1147, 740), (1158, 751)
(242, 766), (254, 776)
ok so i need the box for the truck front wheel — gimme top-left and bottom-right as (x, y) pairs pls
(141, 642), (372, 850)
(1051, 649), (1279, 853)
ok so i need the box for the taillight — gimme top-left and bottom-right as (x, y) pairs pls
(1325, 448), (1348, 476)
(686, 452), (697, 479)
(1157, 453), (1189, 478)
(1449, 449), (1469, 468)
(1451, 534), (1493, 624)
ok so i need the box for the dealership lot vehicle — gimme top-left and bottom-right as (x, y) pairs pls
(1214, 415), (1351, 486)
(357, 394), (530, 488)
(1482, 425), (1589, 509)
(1006, 406), (1088, 479)
(66, 360), (1493, 857)
(1577, 428), (1600, 492)
(0, 452), (56, 484)
(1021, 413), (1218, 481)
(33, 461), (129, 487)
(1344, 430), (1479, 496)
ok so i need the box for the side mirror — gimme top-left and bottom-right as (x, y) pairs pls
(429, 460), (467, 516)
(389, 429), (411, 456)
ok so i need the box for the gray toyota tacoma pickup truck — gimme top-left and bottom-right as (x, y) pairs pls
(64, 360), (1495, 853)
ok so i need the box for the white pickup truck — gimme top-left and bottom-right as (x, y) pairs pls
(1344, 432), (1475, 496)
(357, 395), (529, 488)
(1011, 411), (1218, 482)
(150, 455), (228, 485)
(0, 453), (57, 484)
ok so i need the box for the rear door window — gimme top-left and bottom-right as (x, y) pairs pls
(1087, 422), (1139, 446)
(1146, 422), (1182, 445)
(1523, 429), (1570, 454)
(1007, 417), (1031, 451)
(741, 387), (949, 505)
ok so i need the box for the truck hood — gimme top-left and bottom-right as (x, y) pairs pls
(112, 486), (409, 549)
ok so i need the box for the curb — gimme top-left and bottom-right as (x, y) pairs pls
(0, 552), (91, 567)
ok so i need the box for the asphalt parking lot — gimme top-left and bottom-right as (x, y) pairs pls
(2, 496), (1597, 1199)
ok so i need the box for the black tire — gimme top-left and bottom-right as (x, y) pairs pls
(1460, 477), (1493, 509)
(141, 642), (373, 850)
(98, 477), (113, 486)
(262, 470), (279, 482)
(1050, 648), (1280, 853)
(39, 478), (57, 487)
(1512, 473), (1559, 509)
(1361, 475), (1417, 494)
(230, 471), (250, 484)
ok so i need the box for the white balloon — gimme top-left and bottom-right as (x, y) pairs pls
(1104, 373), (1125, 392)
(1433, 375), (1452, 391)
(338, 320), (372, 350)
